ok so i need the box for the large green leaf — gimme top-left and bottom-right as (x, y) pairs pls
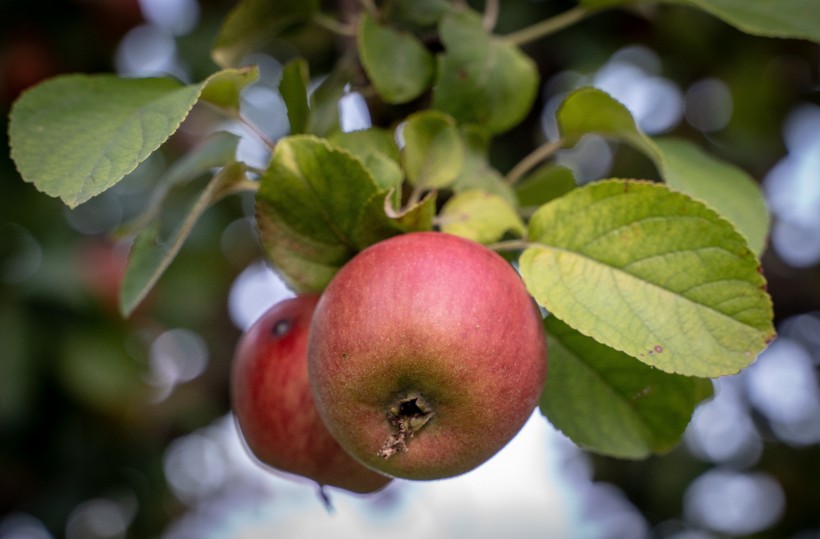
(9, 68), (257, 209)
(556, 87), (769, 255)
(432, 9), (539, 134)
(358, 13), (435, 104)
(255, 136), (394, 292)
(211, 0), (318, 68)
(542, 316), (713, 459)
(662, 0), (820, 44)
(520, 179), (774, 378)
(120, 162), (248, 317)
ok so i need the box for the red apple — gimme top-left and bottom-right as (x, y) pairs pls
(231, 295), (392, 494)
(308, 232), (547, 480)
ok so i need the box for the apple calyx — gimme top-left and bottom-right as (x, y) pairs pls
(378, 392), (434, 459)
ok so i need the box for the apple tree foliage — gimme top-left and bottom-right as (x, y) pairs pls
(10, 0), (817, 461)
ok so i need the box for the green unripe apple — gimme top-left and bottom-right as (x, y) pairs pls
(231, 295), (392, 494)
(308, 232), (547, 480)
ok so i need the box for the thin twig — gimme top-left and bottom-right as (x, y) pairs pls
(358, 0), (378, 17)
(404, 183), (427, 211)
(505, 140), (563, 186)
(482, 0), (500, 31)
(313, 12), (357, 37)
(239, 112), (276, 151)
(502, 6), (590, 46)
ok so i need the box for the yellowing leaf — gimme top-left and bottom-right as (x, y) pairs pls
(520, 179), (774, 378)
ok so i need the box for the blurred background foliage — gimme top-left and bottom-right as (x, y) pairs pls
(1, 1), (820, 538)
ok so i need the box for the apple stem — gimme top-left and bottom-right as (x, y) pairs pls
(378, 395), (434, 459)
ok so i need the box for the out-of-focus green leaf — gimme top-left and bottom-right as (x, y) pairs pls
(211, 0), (318, 68)
(661, 0), (820, 44)
(306, 61), (352, 137)
(516, 164), (576, 208)
(542, 316), (714, 459)
(358, 13), (435, 104)
(520, 179), (775, 378)
(392, 0), (452, 26)
(451, 125), (518, 206)
(120, 162), (247, 317)
(432, 9), (539, 134)
(330, 128), (403, 192)
(401, 110), (464, 189)
(556, 87), (769, 255)
(440, 190), (525, 244)
(655, 137), (769, 256)
(280, 59), (311, 134)
(118, 131), (241, 237)
(199, 65), (259, 111)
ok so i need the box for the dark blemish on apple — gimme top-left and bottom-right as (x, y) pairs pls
(378, 394), (435, 459)
(341, 352), (349, 360)
(272, 319), (291, 337)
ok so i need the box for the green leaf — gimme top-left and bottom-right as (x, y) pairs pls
(118, 131), (241, 236)
(211, 0), (318, 68)
(432, 9), (539, 134)
(10, 76), (197, 209)
(660, 0), (820, 44)
(516, 165), (576, 208)
(255, 135), (392, 292)
(577, 0), (633, 7)
(358, 13), (435, 104)
(557, 86), (654, 154)
(120, 162), (248, 317)
(8, 68), (257, 209)
(392, 0), (452, 26)
(280, 59), (311, 134)
(556, 87), (769, 255)
(451, 125), (518, 206)
(199, 65), (260, 111)
(440, 190), (525, 244)
(520, 179), (774, 378)
(542, 316), (713, 459)
(401, 110), (464, 189)
(655, 137), (769, 256)
(329, 128), (403, 192)
(306, 61), (352, 137)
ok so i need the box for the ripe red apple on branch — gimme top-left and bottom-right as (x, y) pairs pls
(231, 295), (392, 494)
(308, 232), (548, 480)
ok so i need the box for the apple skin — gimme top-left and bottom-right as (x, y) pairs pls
(231, 295), (392, 494)
(308, 232), (547, 480)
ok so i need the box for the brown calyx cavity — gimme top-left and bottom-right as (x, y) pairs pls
(378, 394), (434, 459)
